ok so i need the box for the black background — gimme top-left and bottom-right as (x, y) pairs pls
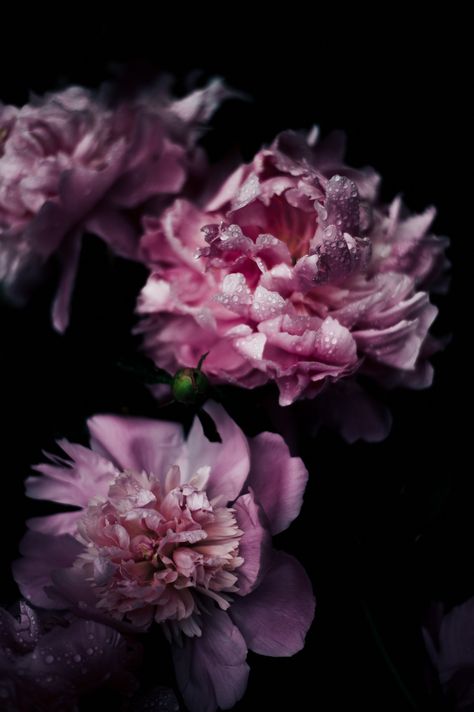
(0, 12), (471, 711)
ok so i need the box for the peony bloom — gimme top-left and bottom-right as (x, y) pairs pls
(423, 599), (474, 710)
(13, 402), (314, 712)
(0, 601), (140, 711)
(137, 129), (448, 406)
(0, 79), (229, 331)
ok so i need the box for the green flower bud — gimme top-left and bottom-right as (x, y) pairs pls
(171, 367), (209, 405)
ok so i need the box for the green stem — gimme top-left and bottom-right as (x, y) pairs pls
(360, 598), (418, 711)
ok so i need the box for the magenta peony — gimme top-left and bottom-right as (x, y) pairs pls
(0, 601), (140, 711)
(0, 79), (229, 331)
(137, 129), (448, 405)
(13, 402), (314, 712)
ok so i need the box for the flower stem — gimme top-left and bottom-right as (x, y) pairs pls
(360, 598), (419, 711)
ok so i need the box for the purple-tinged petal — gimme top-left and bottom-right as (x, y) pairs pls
(233, 492), (272, 595)
(172, 609), (249, 712)
(182, 402), (250, 502)
(30, 617), (140, 694)
(88, 415), (185, 477)
(423, 598), (474, 709)
(51, 229), (82, 333)
(49, 568), (110, 622)
(111, 138), (187, 207)
(310, 379), (393, 443)
(26, 441), (118, 507)
(86, 205), (139, 260)
(323, 174), (360, 234)
(247, 433), (308, 535)
(0, 603), (141, 708)
(230, 551), (315, 656)
(168, 78), (236, 132)
(12, 531), (83, 608)
(27, 511), (82, 536)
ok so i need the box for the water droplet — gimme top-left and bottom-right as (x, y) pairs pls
(45, 654), (54, 664)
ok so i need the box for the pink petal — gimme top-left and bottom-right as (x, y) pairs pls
(233, 492), (272, 596)
(26, 441), (118, 508)
(27, 511), (82, 536)
(51, 229), (82, 333)
(248, 432), (308, 535)
(172, 609), (249, 712)
(183, 402), (250, 503)
(88, 415), (185, 478)
(169, 78), (234, 127)
(230, 551), (315, 656)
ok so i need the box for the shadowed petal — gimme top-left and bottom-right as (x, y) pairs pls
(233, 491), (271, 595)
(230, 551), (315, 656)
(172, 610), (249, 712)
(12, 531), (83, 608)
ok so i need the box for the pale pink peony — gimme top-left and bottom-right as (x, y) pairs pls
(137, 129), (448, 405)
(0, 601), (140, 711)
(0, 79), (229, 331)
(13, 403), (314, 712)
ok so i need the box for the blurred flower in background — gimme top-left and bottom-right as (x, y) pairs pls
(0, 78), (230, 331)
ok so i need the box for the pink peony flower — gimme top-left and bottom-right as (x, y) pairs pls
(0, 601), (140, 711)
(137, 129), (448, 405)
(13, 402), (314, 712)
(0, 79), (230, 331)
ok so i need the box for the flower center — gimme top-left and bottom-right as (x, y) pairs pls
(262, 196), (316, 260)
(74, 469), (243, 634)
